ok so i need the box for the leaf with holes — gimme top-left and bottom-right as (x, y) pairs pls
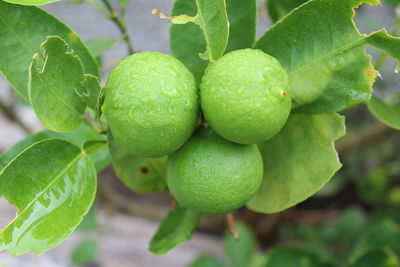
(0, 139), (97, 256)
(149, 207), (201, 255)
(255, 0), (400, 113)
(0, 0), (98, 100)
(29, 36), (86, 132)
(247, 113), (345, 214)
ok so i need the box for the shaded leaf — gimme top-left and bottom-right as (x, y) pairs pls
(70, 239), (98, 264)
(80, 74), (101, 111)
(367, 96), (400, 130)
(170, 0), (208, 83)
(349, 248), (400, 267)
(264, 247), (337, 267)
(247, 113), (345, 214)
(267, 0), (309, 22)
(255, 0), (400, 113)
(0, 124), (105, 172)
(349, 219), (400, 263)
(0, 139), (97, 256)
(29, 36), (86, 132)
(171, 0), (250, 83)
(1, 0), (59, 5)
(108, 132), (166, 194)
(225, 0), (257, 53)
(84, 38), (120, 58)
(149, 207), (201, 255)
(76, 204), (97, 232)
(84, 140), (111, 172)
(224, 223), (257, 267)
(0, 0), (98, 100)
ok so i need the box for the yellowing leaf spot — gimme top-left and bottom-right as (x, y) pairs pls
(68, 32), (78, 40)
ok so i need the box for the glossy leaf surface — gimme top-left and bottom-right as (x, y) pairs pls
(367, 96), (400, 130)
(149, 207), (201, 255)
(29, 36), (86, 132)
(0, 124), (105, 173)
(108, 132), (166, 194)
(0, 0), (98, 100)
(255, 0), (400, 113)
(0, 139), (97, 256)
(171, 0), (255, 83)
(1, 0), (59, 5)
(248, 113), (345, 213)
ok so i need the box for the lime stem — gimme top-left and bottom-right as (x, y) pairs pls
(226, 213), (240, 240)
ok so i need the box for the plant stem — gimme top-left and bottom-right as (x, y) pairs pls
(226, 213), (240, 240)
(0, 97), (32, 134)
(100, 0), (134, 54)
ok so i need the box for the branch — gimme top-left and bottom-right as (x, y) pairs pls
(226, 213), (240, 240)
(100, 0), (134, 54)
(0, 97), (32, 134)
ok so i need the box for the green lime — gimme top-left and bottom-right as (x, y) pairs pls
(103, 52), (199, 157)
(201, 49), (291, 144)
(167, 128), (263, 215)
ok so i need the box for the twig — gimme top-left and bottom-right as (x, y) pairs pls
(100, 0), (134, 54)
(0, 97), (32, 134)
(226, 213), (240, 240)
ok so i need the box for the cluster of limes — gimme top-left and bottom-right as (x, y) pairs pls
(103, 49), (291, 215)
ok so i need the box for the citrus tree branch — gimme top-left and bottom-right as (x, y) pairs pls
(99, 0), (134, 54)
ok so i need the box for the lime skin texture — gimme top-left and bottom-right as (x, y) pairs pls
(167, 128), (264, 215)
(200, 48), (292, 144)
(103, 52), (199, 157)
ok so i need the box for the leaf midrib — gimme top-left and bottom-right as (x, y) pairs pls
(288, 35), (369, 76)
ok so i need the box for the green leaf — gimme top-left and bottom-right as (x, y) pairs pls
(149, 207), (201, 256)
(0, 124), (105, 172)
(1, 0), (59, 5)
(85, 38), (120, 58)
(367, 96), (400, 130)
(29, 36), (86, 132)
(225, 0), (257, 53)
(349, 219), (400, 263)
(108, 132), (166, 194)
(170, 0), (253, 83)
(264, 247), (337, 267)
(194, 0), (229, 61)
(349, 248), (400, 267)
(267, 0), (309, 22)
(0, 139), (97, 256)
(170, 0), (208, 83)
(83, 140), (111, 172)
(255, 0), (400, 113)
(190, 255), (222, 267)
(70, 239), (99, 264)
(80, 74), (102, 111)
(247, 113), (345, 214)
(0, 0), (99, 100)
(224, 223), (257, 267)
